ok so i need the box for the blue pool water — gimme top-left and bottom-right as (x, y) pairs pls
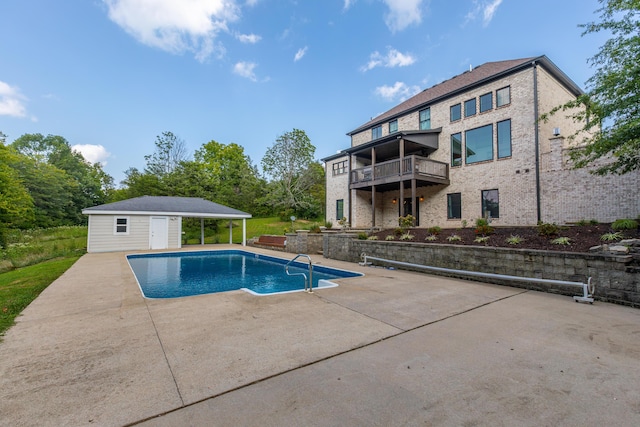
(127, 250), (362, 298)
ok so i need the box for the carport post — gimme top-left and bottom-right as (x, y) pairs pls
(229, 219), (233, 244)
(200, 218), (204, 245)
(242, 218), (246, 246)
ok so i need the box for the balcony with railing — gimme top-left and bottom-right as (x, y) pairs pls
(350, 155), (450, 190)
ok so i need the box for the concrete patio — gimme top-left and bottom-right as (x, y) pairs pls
(1, 245), (639, 426)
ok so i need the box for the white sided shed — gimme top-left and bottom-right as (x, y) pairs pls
(82, 196), (252, 253)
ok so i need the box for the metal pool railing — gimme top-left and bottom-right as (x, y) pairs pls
(285, 254), (314, 293)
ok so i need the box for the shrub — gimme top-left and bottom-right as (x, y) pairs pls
(357, 232), (368, 240)
(324, 221), (333, 229)
(589, 219), (599, 225)
(474, 218), (494, 236)
(537, 221), (559, 237)
(398, 215), (415, 230)
(385, 235), (395, 241)
(427, 226), (442, 235)
(506, 235), (523, 245)
(601, 231), (623, 242)
(575, 219), (589, 226)
(447, 234), (462, 242)
(338, 217), (349, 228)
(461, 219), (468, 229)
(309, 224), (321, 233)
(393, 227), (404, 236)
(399, 232), (415, 241)
(551, 236), (572, 245)
(612, 218), (638, 230)
(425, 235), (438, 241)
(474, 236), (490, 244)
(367, 235), (378, 240)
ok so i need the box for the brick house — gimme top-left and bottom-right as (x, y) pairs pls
(324, 55), (640, 229)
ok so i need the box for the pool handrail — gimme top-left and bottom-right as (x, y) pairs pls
(285, 254), (314, 293)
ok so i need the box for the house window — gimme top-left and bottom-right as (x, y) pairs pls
(389, 120), (398, 133)
(497, 119), (512, 158)
(481, 189), (499, 219)
(372, 125), (382, 139)
(447, 193), (462, 219)
(419, 108), (431, 130)
(336, 199), (344, 221)
(114, 217), (129, 235)
(450, 104), (461, 122)
(451, 133), (462, 166)
(496, 86), (511, 107)
(465, 124), (493, 164)
(479, 92), (493, 112)
(332, 160), (348, 176)
(464, 99), (476, 117)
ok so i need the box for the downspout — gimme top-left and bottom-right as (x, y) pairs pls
(533, 60), (542, 223)
(348, 154), (353, 226)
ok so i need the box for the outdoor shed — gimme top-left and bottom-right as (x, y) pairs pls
(82, 196), (252, 253)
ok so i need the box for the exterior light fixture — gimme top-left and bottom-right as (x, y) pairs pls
(392, 198), (397, 204)
(419, 196), (424, 202)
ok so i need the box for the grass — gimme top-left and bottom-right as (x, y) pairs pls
(0, 256), (81, 338)
(183, 217), (324, 245)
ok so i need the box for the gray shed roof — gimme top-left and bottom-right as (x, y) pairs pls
(82, 196), (252, 219)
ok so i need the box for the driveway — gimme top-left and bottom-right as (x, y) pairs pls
(1, 246), (639, 426)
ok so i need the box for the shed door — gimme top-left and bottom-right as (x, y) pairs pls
(150, 217), (168, 250)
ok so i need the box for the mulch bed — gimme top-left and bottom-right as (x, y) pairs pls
(371, 223), (640, 253)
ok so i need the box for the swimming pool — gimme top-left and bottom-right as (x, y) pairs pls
(127, 250), (363, 298)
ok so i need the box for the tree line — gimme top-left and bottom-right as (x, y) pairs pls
(0, 129), (325, 246)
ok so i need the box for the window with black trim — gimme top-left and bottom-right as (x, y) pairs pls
(389, 120), (398, 133)
(450, 104), (461, 122)
(497, 119), (512, 158)
(114, 217), (129, 235)
(479, 92), (493, 112)
(332, 160), (348, 176)
(481, 189), (499, 219)
(451, 133), (462, 166)
(496, 86), (510, 107)
(336, 199), (344, 220)
(465, 124), (493, 164)
(419, 108), (431, 130)
(372, 125), (382, 139)
(464, 99), (476, 117)
(447, 193), (462, 219)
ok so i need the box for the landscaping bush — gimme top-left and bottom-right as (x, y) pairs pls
(537, 221), (559, 237)
(612, 218), (638, 230)
(474, 218), (494, 236)
(427, 226), (442, 235)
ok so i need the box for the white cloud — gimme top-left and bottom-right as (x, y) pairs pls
(383, 0), (423, 33)
(464, 0), (503, 27)
(361, 47), (416, 72)
(294, 46), (308, 62)
(343, 0), (355, 11)
(233, 61), (257, 81)
(374, 81), (420, 102)
(103, 0), (240, 62)
(0, 80), (28, 118)
(236, 33), (261, 43)
(72, 144), (112, 165)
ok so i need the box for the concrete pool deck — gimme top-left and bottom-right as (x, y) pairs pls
(1, 245), (639, 426)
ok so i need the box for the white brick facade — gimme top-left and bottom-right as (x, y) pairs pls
(325, 56), (640, 228)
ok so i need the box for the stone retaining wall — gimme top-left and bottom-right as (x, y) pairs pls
(323, 233), (640, 307)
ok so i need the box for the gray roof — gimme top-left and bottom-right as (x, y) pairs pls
(348, 55), (583, 136)
(82, 196), (251, 219)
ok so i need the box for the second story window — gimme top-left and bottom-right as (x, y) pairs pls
(332, 160), (348, 176)
(419, 108), (431, 130)
(372, 125), (382, 139)
(450, 104), (461, 122)
(464, 99), (476, 117)
(497, 86), (511, 107)
(389, 120), (398, 133)
(479, 92), (493, 112)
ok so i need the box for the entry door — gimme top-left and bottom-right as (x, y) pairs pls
(150, 217), (168, 250)
(401, 198), (420, 226)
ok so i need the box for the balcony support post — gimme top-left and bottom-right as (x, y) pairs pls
(399, 139), (405, 217)
(371, 147), (376, 227)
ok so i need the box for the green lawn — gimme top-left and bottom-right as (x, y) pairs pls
(0, 256), (81, 338)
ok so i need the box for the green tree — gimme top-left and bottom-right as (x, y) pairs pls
(0, 142), (34, 245)
(261, 129), (321, 217)
(543, 0), (640, 175)
(144, 131), (188, 177)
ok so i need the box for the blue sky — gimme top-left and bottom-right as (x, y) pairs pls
(0, 0), (607, 185)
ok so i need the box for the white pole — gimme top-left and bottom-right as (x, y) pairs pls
(242, 218), (247, 246)
(201, 218), (204, 245)
(229, 219), (233, 244)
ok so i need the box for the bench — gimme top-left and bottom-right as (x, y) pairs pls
(255, 235), (287, 249)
